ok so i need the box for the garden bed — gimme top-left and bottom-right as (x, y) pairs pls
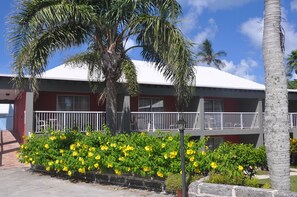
(31, 165), (165, 192)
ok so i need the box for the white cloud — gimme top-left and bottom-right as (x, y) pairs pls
(185, 0), (255, 12)
(222, 58), (258, 81)
(240, 10), (297, 55)
(240, 17), (263, 48)
(291, 0), (297, 11)
(193, 18), (218, 45)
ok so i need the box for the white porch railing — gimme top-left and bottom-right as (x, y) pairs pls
(130, 112), (200, 131)
(289, 113), (297, 128)
(204, 112), (259, 130)
(34, 111), (264, 133)
(34, 111), (106, 133)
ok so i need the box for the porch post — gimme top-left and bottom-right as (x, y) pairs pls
(256, 99), (264, 147)
(25, 92), (34, 135)
(117, 95), (131, 132)
(198, 97), (205, 138)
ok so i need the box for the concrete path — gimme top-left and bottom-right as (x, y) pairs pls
(255, 168), (297, 179)
(0, 167), (172, 197)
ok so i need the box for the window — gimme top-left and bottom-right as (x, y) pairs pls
(57, 95), (89, 111)
(206, 137), (224, 150)
(205, 99), (223, 112)
(139, 98), (164, 112)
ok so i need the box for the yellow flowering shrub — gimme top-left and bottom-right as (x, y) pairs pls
(17, 128), (265, 183)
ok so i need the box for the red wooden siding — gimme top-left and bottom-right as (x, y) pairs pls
(224, 99), (240, 112)
(34, 91), (104, 111)
(223, 135), (241, 143)
(14, 92), (26, 142)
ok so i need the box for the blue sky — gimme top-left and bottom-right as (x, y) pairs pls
(0, 0), (297, 84)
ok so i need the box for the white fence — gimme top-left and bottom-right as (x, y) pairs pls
(204, 112), (259, 130)
(36, 111), (297, 132)
(130, 112), (200, 131)
(34, 111), (106, 133)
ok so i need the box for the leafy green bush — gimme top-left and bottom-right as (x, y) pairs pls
(18, 129), (207, 178)
(207, 172), (258, 187)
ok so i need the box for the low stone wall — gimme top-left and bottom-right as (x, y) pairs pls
(31, 165), (165, 192)
(189, 180), (297, 197)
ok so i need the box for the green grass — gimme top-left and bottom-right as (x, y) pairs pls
(258, 176), (297, 192)
(256, 170), (269, 175)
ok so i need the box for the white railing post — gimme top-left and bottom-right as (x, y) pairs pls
(220, 112), (223, 130)
(152, 113), (155, 132)
(63, 112), (66, 130)
(290, 113), (293, 128)
(240, 113), (243, 129)
(96, 113), (99, 131)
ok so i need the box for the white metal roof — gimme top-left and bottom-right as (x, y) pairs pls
(41, 60), (265, 91)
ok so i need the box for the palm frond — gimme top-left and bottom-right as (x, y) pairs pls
(122, 59), (138, 96)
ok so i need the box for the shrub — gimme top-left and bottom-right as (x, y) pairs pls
(18, 130), (207, 179)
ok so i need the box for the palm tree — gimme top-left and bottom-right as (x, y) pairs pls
(196, 39), (226, 70)
(9, 0), (195, 134)
(263, 0), (290, 190)
(287, 50), (297, 76)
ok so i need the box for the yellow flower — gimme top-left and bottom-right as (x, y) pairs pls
(59, 149), (64, 154)
(194, 168), (200, 173)
(211, 162), (218, 169)
(118, 157), (125, 161)
(70, 144), (76, 150)
(95, 155), (101, 160)
(187, 141), (194, 147)
(72, 151), (78, 157)
(107, 163), (113, 168)
(164, 153), (168, 159)
(186, 149), (195, 155)
(94, 163), (99, 168)
(193, 161), (199, 167)
(89, 147), (96, 152)
(49, 136), (56, 141)
(238, 165), (244, 171)
(127, 167), (131, 172)
(169, 151), (178, 159)
(143, 167), (151, 172)
(126, 145), (134, 151)
(68, 170), (72, 176)
(63, 166), (68, 172)
(189, 156), (195, 162)
(32, 161), (35, 165)
(145, 145), (152, 151)
(201, 151), (206, 156)
(157, 171), (164, 178)
(78, 168), (85, 174)
(44, 144), (49, 149)
(50, 132), (54, 135)
(21, 144), (24, 149)
(86, 132), (91, 136)
(205, 146), (209, 150)
(168, 136), (173, 141)
(60, 135), (66, 140)
(46, 166), (51, 171)
(100, 145), (109, 151)
(88, 152), (94, 157)
(76, 142), (81, 147)
(55, 160), (59, 164)
(161, 143), (166, 148)
(114, 169), (122, 175)
(110, 143), (117, 147)
(48, 161), (54, 166)
(29, 158), (33, 161)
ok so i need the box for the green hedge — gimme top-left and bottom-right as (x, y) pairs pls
(18, 129), (267, 182)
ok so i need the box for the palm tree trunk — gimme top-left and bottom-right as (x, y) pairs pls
(105, 77), (117, 135)
(263, 0), (290, 190)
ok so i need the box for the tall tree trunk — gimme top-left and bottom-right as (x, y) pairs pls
(105, 77), (117, 135)
(263, 0), (290, 191)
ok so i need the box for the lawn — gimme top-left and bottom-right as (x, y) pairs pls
(258, 176), (297, 192)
